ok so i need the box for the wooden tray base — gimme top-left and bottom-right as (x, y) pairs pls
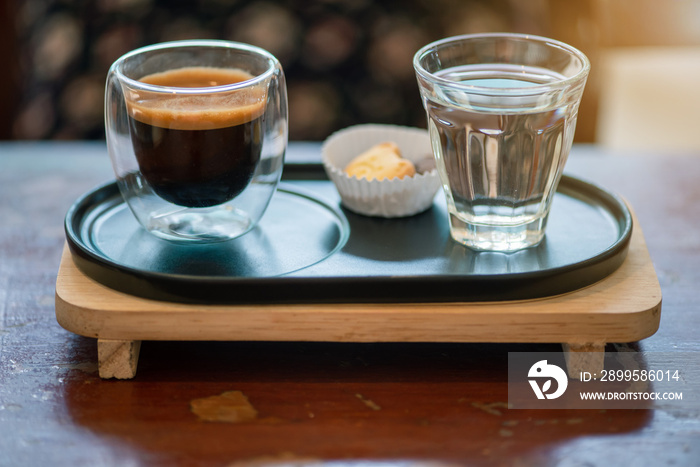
(55, 212), (661, 380)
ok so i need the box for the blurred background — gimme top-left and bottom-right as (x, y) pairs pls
(1, 0), (699, 150)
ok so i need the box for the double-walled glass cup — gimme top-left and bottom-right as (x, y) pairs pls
(105, 40), (287, 243)
(414, 33), (589, 251)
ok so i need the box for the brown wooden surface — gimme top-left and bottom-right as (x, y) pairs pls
(1, 142), (699, 466)
(54, 215), (661, 356)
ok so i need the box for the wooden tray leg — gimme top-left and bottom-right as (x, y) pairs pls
(562, 343), (605, 380)
(98, 339), (142, 379)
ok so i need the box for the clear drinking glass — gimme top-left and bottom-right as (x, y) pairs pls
(413, 33), (590, 251)
(105, 40), (287, 243)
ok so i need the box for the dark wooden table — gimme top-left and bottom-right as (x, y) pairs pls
(1, 141), (699, 466)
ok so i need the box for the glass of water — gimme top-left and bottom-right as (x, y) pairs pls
(413, 33), (590, 251)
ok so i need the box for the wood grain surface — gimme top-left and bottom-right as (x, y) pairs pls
(1, 142), (699, 466)
(54, 212), (660, 344)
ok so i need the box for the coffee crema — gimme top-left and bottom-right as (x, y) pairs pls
(126, 67), (266, 208)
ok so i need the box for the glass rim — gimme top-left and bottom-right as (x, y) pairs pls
(413, 32), (591, 94)
(111, 39), (279, 94)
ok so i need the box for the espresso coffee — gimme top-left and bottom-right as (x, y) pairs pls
(126, 67), (265, 208)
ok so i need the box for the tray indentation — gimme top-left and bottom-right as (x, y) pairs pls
(68, 184), (349, 279)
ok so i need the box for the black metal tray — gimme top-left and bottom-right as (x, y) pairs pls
(64, 164), (632, 304)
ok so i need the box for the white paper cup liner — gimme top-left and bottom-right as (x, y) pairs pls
(322, 124), (441, 218)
